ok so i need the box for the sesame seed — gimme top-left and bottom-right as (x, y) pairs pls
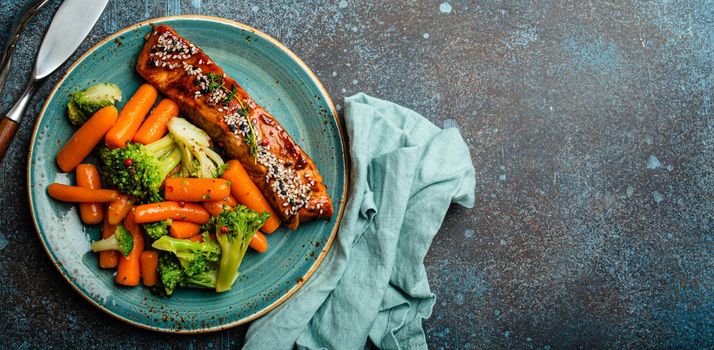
(149, 31), (197, 70)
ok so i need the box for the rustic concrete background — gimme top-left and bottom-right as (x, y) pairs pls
(1, 0), (712, 349)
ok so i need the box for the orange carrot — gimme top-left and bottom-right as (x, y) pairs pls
(133, 201), (210, 224)
(116, 209), (144, 286)
(249, 231), (269, 253)
(132, 99), (179, 144)
(164, 178), (231, 202)
(221, 160), (280, 233)
(99, 218), (119, 269)
(75, 164), (104, 225)
(202, 201), (226, 217)
(169, 221), (201, 239)
(105, 84), (158, 149)
(187, 234), (203, 242)
(224, 195), (238, 207)
(107, 195), (134, 225)
(140, 251), (159, 287)
(202, 194), (237, 216)
(56, 105), (118, 172)
(47, 183), (119, 202)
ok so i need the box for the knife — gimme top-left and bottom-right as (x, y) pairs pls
(0, 0), (109, 163)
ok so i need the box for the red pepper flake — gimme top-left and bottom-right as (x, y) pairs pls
(220, 226), (229, 234)
(123, 158), (134, 167)
(178, 201), (185, 207)
(167, 186), (174, 193)
(261, 138), (270, 146)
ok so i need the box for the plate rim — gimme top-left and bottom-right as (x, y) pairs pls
(25, 14), (348, 334)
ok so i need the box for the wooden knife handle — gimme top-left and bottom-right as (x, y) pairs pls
(0, 117), (19, 162)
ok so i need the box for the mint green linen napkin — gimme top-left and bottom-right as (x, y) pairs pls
(243, 93), (475, 349)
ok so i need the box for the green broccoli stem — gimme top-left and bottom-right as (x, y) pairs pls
(91, 225), (133, 256)
(144, 135), (182, 181)
(145, 134), (175, 158)
(153, 235), (217, 254)
(167, 117), (225, 178)
(157, 148), (181, 181)
(91, 235), (121, 252)
(215, 231), (255, 292)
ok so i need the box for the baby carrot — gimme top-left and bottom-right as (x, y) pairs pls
(164, 178), (231, 202)
(169, 221), (202, 239)
(116, 209), (144, 286)
(139, 251), (159, 287)
(107, 195), (134, 225)
(249, 231), (268, 253)
(188, 234), (203, 242)
(202, 201), (226, 217)
(56, 105), (118, 172)
(221, 160), (280, 233)
(224, 195), (238, 207)
(47, 183), (119, 202)
(133, 201), (210, 224)
(132, 98), (179, 144)
(75, 164), (104, 225)
(99, 218), (119, 269)
(202, 195), (238, 216)
(105, 84), (158, 149)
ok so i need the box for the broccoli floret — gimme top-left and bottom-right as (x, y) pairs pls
(167, 117), (225, 178)
(100, 135), (181, 202)
(182, 269), (217, 289)
(67, 83), (122, 126)
(91, 225), (133, 256)
(152, 235), (220, 277)
(144, 220), (171, 241)
(156, 253), (185, 296)
(153, 252), (218, 297)
(204, 206), (269, 292)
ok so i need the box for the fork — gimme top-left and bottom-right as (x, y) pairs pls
(0, 0), (51, 95)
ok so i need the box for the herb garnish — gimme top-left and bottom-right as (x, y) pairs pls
(205, 72), (260, 159)
(238, 100), (259, 159)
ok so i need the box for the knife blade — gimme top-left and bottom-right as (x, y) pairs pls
(0, 0), (108, 163)
(35, 0), (109, 79)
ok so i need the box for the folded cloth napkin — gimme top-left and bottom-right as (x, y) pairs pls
(244, 93), (475, 350)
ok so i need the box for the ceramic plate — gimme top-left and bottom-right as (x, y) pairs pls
(27, 15), (346, 333)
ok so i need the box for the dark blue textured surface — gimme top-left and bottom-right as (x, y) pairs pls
(0, 1), (712, 349)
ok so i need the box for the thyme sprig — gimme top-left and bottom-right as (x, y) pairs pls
(205, 72), (259, 158)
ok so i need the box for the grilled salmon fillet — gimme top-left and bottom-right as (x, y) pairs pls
(136, 25), (333, 229)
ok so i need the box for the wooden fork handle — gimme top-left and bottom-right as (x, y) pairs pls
(0, 117), (19, 162)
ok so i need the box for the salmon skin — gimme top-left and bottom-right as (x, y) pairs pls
(136, 25), (333, 229)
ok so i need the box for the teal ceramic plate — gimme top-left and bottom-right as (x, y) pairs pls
(27, 15), (346, 333)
